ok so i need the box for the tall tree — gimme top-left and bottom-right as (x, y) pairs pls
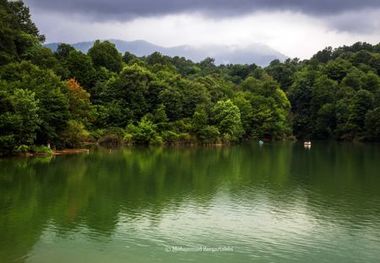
(88, 40), (123, 73)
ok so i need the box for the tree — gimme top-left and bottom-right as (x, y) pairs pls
(107, 64), (155, 121)
(196, 76), (232, 102)
(350, 89), (374, 137)
(153, 104), (168, 131)
(312, 47), (333, 63)
(196, 125), (220, 144)
(3, 5), (380, 154)
(0, 87), (40, 154)
(55, 43), (75, 59)
(88, 40), (123, 73)
(198, 57), (217, 75)
(265, 59), (297, 91)
(0, 0), (44, 65)
(127, 116), (161, 145)
(365, 107), (380, 141)
(241, 76), (291, 139)
(6, 0), (44, 42)
(362, 71), (380, 93)
(65, 50), (97, 89)
(180, 79), (210, 118)
(314, 103), (336, 138)
(66, 79), (92, 124)
(94, 101), (130, 128)
(324, 58), (352, 82)
(146, 52), (171, 66)
(192, 105), (208, 132)
(159, 86), (184, 121)
(310, 75), (338, 138)
(222, 64), (255, 84)
(288, 67), (319, 138)
(0, 61), (70, 145)
(61, 120), (89, 148)
(123, 51), (137, 64)
(341, 68), (364, 90)
(233, 92), (253, 136)
(211, 100), (243, 141)
(22, 45), (68, 77)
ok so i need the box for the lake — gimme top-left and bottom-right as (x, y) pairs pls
(1, 142), (380, 262)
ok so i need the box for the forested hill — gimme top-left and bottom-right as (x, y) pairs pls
(1, 0), (380, 156)
(45, 40), (287, 66)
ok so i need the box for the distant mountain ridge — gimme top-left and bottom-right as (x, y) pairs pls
(45, 39), (287, 66)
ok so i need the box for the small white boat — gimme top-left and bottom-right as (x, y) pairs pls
(304, 141), (312, 149)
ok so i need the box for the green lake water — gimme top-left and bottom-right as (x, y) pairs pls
(1, 142), (380, 262)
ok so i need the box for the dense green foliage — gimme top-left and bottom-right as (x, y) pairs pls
(285, 44), (380, 140)
(0, 0), (44, 65)
(1, 0), (380, 155)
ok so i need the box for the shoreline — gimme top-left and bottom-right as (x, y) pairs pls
(13, 148), (91, 158)
(3, 140), (380, 159)
(53, 149), (90, 156)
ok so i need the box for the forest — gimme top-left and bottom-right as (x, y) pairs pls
(1, 0), (380, 155)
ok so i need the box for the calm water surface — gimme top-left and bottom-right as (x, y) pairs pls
(1, 142), (380, 262)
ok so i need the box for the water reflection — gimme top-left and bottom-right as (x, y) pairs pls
(1, 142), (380, 262)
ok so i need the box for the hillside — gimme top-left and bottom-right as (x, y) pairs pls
(45, 39), (287, 66)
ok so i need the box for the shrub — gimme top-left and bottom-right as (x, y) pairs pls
(161, 130), (179, 144)
(197, 125), (220, 144)
(151, 135), (163, 145)
(61, 120), (89, 148)
(127, 116), (159, 145)
(30, 145), (53, 155)
(15, 145), (30, 153)
(123, 133), (133, 145)
(98, 134), (123, 147)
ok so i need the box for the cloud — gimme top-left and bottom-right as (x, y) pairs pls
(23, 0), (380, 59)
(31, 10), (380, 59)
(325, 9), (380, 34)
(24, 0), (380, 21)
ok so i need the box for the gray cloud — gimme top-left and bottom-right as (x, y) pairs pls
(24, 0), (380, 20)
(25, 0), (380, 58)
(326, 9), (380, 34)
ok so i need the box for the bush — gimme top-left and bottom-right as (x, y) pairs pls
(0, 135), (16, 155)
(127, 116), (159, 145)
(98, 127), (125, 147)
(151, 135), (163, 145)
(30, 145), (53, 155)
(15, 145), (30, 153)
(197, 125), (220, 144)
(98, 134), (123, 147)
(61, 120), (89, 148)
(178, 133), (194, 144)
(123, 133), (133, 145)
(161, 130), (179, 144)
(88, 129), (105, 142)
(170, 119), (193, 133)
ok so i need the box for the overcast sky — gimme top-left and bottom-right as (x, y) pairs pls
(24, 0), (380, 58)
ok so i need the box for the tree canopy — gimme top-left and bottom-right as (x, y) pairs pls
(1, 0), (380, 155)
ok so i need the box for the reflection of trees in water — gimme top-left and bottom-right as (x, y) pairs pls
(288, 142), (380, 225)
(1, 143), (380, 261)
(0, 146), (292, 261)
(0, 157), (56, 262)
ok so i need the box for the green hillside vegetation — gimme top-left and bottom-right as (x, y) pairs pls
(1, 0), (380, 155)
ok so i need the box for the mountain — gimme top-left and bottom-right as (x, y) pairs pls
(45, 39), (287, 66)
